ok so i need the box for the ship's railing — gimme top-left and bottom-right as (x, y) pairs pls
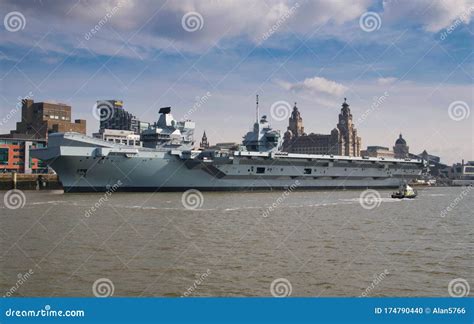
(233, 150), (423, 164)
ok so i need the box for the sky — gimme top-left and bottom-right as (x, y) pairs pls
(0, 0), (472, 164)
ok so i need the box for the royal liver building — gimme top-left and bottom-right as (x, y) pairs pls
(283, 98), (362, 156)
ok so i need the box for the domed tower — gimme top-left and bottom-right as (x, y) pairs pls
(335, 98), (361, 156)
(393, 133), (409, 159)
(288, 102), (304, 137)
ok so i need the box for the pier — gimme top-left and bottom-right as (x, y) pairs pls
(0, 174), (62, 191)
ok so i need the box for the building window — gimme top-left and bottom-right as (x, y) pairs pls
(256, 167), (265, 174)
(304, 168), (312, 175)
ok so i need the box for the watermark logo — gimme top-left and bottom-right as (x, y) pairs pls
(440, 6), (474, 41)
(4, 189), (26, 210)
(360, 269), (389, 297)
(262, 180), (299, 217)
(84, 180), (122, 218)
(359, 189), (381, 210)
(358, 91), (389, 124)
(3, 269), (34, 297)
(84, 0), (126, 41)
(182, 91), (212, 121)
(4, 11), (26, 32)
(0, 91), (33, 127)
(359, 12), (381, 32)
(182, 269), (211, 297)
(261, 3), (300, 42)
(270, 100), (292, 121)
(440, 184), (472, 217)
(448, 278), (470, 297)
(448, 100), (470, 121)
(92, 278), (115, 297)
(181, 189), (204, 210)
(92, 101), (115, 122)
(270, 278), (292, 297)
(182, 12), (204, 32)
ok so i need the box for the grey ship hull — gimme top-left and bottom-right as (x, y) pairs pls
(33, 133), (424, 192)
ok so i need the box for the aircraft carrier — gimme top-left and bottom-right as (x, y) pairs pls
(32, 104), (425, 192)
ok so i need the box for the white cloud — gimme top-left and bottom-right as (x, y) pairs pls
(1, 0), (371, 55)
(377, 77), (397, 85)
(383, 0), (474, 32)
(278, 76), (347, 97)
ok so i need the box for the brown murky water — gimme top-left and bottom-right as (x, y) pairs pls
(1, 187), (472, 297)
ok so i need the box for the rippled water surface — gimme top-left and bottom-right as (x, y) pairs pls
(1, 187), (472, 297)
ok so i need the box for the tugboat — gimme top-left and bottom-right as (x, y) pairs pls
(391, 183), (417, 199)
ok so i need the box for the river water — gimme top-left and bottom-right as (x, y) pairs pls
(1, 187), (472, 297)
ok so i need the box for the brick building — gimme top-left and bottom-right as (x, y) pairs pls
(9, 99), (86, 139)
(0, 138), (48, 174)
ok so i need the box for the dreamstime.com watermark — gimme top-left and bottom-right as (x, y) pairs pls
(182, 92), (212, 121)
(92, 278), (115, 297)
(5, 305), (85, 318)
(84, 0), (127, 41)
(440, 184), (472, 217)
(92, 100), (115, 122)
(358, 91), (389, 124)
(182, 269), (212, 297)
(84, 180), (122, 217)
(181, 189), (204, 210)
(261, 3), (300, 42)
(4, 11), (26, 32)
(359, 189), (382, 210)
(448, 100), (470, 121)
(448, 278), (470, 297)
(360, 269), (390, 297)
(182, 11), (204, 32)
(3, 189), (27, 210)
(0, 92), (33, 127)
(440, 6), (474, 41)
(3, 269), (34, 297)
(262, 180), (300, 217)
(359, 11), (382, 32)
(270, 100), (292, 122)
(270, 278), (292, 297)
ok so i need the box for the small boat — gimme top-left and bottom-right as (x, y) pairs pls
(391, 184), (417, 199)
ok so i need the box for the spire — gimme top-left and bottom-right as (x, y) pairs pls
(342, 97), (349, 108)
(256, 94), (259, 124)
(200, 130), (209, 149)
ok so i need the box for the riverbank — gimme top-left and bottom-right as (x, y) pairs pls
(0, 174), (62, 190)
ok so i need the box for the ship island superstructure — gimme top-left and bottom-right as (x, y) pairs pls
(32, 101), (425, 192)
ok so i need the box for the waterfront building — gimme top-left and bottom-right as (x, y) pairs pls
(360, 146), (395, 158)
(200, 131), (210, 149)
(393, 134), (409, 159)
(93, 129), (141, 146)
(97, 100), (148, 135)
(8, 99), (86, 139)
(283, 99), (362, 156)
(417, 150), (440, 164)
(0, 138), (48, 174)
(209, 142), (239, 150)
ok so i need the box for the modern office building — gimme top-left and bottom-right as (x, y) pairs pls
(8, 99), (86, 139)
(97, 100), (149, 134)
(0, 138), (48, 174)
